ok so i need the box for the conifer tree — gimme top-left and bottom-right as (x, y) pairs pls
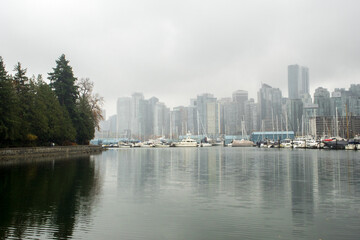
(0, 57), (21, 146)
(48, 54), (78, 121)
(36, 76), (76, 144)
(13, 62), (33, 144)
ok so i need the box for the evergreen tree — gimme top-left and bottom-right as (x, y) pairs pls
(0, 57), (21, 147)
(28, 75), (50, 145)
(75, 96), (95, 144)
(36, 77), (76, 144)
(48, 54), (78, 121)
(13, 62), (33, 144)
(13, 62), (29, 94)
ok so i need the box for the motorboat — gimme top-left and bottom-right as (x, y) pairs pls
(173, 133), (198, 147)
(280, 139), (293, 148)
(322, 137), (348, 150)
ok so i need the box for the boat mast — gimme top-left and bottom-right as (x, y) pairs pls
(346, 104), (349, 139)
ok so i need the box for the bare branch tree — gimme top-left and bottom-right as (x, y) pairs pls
(77, 78), (104, 130)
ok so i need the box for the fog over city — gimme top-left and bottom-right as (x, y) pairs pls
(1, 0), (360, 116)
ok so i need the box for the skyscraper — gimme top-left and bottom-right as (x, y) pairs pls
(288, 64), (309, 99)
(257, 83), (282, 131)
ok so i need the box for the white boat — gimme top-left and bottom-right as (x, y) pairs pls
(280, 139), (293, 148)
(293, 140), (306, 148)
(345, 144), (356, 150)
(231, 139), (255, 147)
(173, 133), (198, 147)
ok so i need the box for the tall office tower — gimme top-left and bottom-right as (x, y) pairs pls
(130, 92), (147, 139)
(196, 93), (217, 136)
(288, 64), (309, 99)
(314, 87), (331, 116)
(232, 90), (248, 103)
(244, 98), (258, 134)
(117, 97), (132, 138)
(286, 99), (303, 135)
(257, 84), (282, 131)
(232, 90), (248, 135)
(206, 101), (221, 136)
(218, 98), (233, 135)
(170, 106), (187, 138)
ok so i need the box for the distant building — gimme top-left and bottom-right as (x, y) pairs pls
(257, 83), (282, 131)
(232, 90), (248, 134)
(288, 64), (309, 99)
(314, 87), (331, 116)
(196, 93), (217, 136)
(117, 97), (131, 138)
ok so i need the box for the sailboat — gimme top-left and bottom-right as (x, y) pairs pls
(231, 118), (255, 147)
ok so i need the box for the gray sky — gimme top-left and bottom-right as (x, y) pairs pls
(1, 0), (360, 117)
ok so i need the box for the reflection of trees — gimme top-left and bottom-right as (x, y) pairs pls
(0, 156), (101, 239)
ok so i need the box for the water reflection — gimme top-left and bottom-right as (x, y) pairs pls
(0, 156), (101, 239)
(106, 148), (360, 240)
(1, 148), (360, 239)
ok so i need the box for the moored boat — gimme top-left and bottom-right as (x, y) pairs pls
(231, 139), (255, 147)
(173, 133), (198, 147)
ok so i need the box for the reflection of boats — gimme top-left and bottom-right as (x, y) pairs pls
(200, 143), (212, 147)
(231, 139), (255, 147)
(173, 133), (198, 147)
(154, 143), (170, 148)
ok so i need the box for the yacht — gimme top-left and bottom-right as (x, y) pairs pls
(173, 133), (198, 147)
(280, 139), (293, 148)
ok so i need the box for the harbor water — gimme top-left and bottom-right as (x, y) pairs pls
(1, 147), (360, 239)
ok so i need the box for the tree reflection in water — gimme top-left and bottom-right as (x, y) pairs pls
(0, 156), (101, 239)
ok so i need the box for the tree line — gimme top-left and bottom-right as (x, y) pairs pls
(0, 54), (103, 147)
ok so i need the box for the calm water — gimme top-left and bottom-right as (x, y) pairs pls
(1, 148), (360, 240)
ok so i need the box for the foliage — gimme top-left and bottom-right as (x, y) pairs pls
(77, 78), (104, 130)
(0, 55), (102, 147)
(48, 54), (78, 121)
(0, 57), (21, 147)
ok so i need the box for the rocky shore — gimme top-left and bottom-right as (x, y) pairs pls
(0, 145), (103, 162)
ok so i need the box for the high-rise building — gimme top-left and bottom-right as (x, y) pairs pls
(232, 90), (248, 134)
(244, 98), (257, 134)
(117, 97), (131, 137)
(196, 93), (217, 135)
(257, 84), (282, 131)
(314, 87), (331, 116)
(288, 64), (309, 99)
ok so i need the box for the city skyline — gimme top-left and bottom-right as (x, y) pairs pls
(2, 0), (360, 116)
(97, 79), (360, 140)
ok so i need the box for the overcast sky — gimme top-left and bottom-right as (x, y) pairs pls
(1, 0), (360, 117)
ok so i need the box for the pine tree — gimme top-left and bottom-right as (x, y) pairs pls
(13, 62), (29, 94)
(48, 54), (78, 121)
(13, 62), (33, 144)
(36, 77), (76, 144)
(0, 57), (21, 147)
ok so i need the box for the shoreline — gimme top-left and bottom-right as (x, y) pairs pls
(0, 145), (104, 162)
